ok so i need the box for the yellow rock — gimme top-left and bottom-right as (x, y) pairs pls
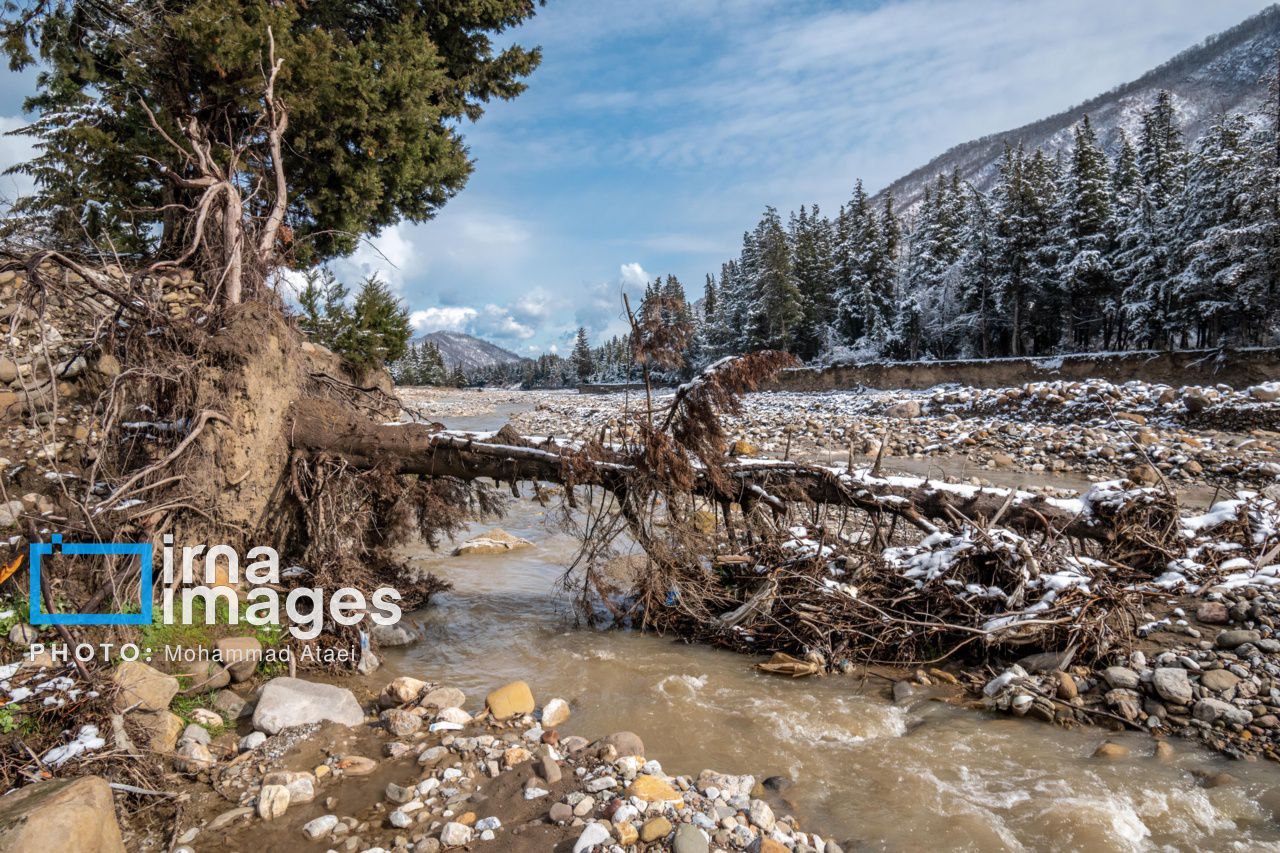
(1093, 741), (1130, 759)
(486, 680), (535, 721)
(614, 821), (638, 845)
(502, 746), (532, 769)
(640, 816), (672, 843)
(626, 774), (681, 803)
(731, 439), (757, 456)
(459, 812), (477, 826)
(133, 709), (183, 753)
(761, 841), (790, 853)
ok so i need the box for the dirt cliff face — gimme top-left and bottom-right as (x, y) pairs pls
(181, 302), (306, 550)
(0, 259), (404, 606)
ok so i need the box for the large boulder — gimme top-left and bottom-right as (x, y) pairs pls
(112, 661), (179, 712)
(485, 680), (535, 721)
(252, 677), (365, 734)
(0, 776), (125, 853)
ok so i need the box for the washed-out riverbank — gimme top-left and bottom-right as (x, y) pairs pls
(7, 383), (1280, 852)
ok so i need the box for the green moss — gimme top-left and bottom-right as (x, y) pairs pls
(0, 596), (28, 636)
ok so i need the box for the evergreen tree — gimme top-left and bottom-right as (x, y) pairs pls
(1227, 56), (1280, 344)
(1174, 114), (1252, 345)
(1, 0), (544, 262)
(747, 207), (803, 351)
(335, 276), (412, 370)
(1119, 91), (1189, 348)
(572, 327), (594, 382)
(789, 204), (838, 359)
(834, 180), (872, 344)
(954, 185), (1000, 356)
(992, 145), (1057, 355)
(1052, 115), (1114, 350)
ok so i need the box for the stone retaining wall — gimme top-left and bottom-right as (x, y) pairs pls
(764, 348), (1280, 392)
(577, 382), (648, 395)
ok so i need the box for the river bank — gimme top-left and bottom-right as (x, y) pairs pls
(7, 381), (1280, 852)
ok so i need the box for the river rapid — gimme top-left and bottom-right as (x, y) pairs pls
(372, 395), (1280, 851)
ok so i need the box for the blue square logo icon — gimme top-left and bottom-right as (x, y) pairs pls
(29, 535), (153, 625)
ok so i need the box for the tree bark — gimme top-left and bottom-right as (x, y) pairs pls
(288, 399), (1110, 542)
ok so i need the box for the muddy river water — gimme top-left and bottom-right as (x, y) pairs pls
(372, 401), (1280, 851)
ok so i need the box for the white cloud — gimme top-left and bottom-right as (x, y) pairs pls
(473, 304), (536, 340)
(618, 262), (650, 289)
(409, 302), (535, 342)
(334, 222), (416, 290)
(410, 306), (478, 332)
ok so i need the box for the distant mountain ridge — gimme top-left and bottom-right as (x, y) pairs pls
(877, 4), (1280, 209)
(418, 330), (526, 373)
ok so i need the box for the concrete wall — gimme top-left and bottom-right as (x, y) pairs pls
(763, 348), (1280, 392)
(578, 382), (649, 395)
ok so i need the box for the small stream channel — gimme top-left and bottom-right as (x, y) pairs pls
(371, 399), (1280, 851)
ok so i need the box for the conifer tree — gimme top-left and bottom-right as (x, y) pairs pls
(572, 327), (594, 382)
(1, 0), (544, 266)
(1052, 115), (1114, 350)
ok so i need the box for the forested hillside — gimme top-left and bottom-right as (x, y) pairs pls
(703, 83), (1279, 363)
(882, 5), (1280, 209)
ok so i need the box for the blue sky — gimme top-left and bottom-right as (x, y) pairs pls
(0, 0), (1274, 354)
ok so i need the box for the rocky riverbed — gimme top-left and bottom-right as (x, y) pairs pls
(495, 381), (1280, 495)
(0, 651), (841, 853)
(8, 379), (1280, 852)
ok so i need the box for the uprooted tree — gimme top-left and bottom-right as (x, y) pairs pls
(0, 0), (545, 644)
(0, 0), (1235, 695)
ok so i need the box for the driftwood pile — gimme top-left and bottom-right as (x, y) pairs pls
(300, 351), (1218, 671)
(623, 489), (1170, 669)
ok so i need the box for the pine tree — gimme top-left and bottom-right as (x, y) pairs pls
(1119, 91), (1188, 348)
(897, 174), (963, 357)
(1, 1), (544, 262)
(572, 327), (594, 382)
(336, 276), (412, 370)
(991, 145), (1058, 355)
(789, 204), (838, 359)
(955, 184), (1000, 356)
(834, 180), (872, 345)
(1052, 115), (1114, 350)
(745, 207), (803, 351)
(1227, 53), (1280, 344)
(1174, 114), (1252, 345)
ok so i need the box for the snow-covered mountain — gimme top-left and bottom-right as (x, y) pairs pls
(419, 331), (526, 373)
(877, 4), (1280, 210)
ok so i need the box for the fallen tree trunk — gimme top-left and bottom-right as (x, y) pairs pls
(288, 399), (1109, 542)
